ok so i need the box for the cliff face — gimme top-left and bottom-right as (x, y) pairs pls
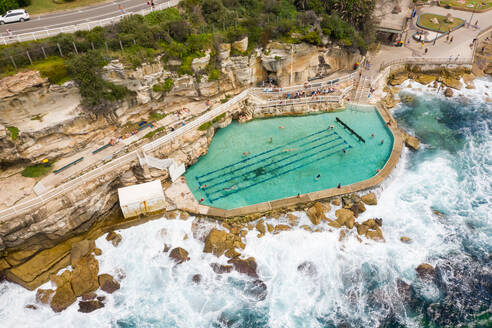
(0, 42), (360, 288)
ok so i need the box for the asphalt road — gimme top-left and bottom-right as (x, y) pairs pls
(0, 0), (169, 36)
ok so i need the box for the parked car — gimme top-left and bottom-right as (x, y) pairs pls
(0, 9), (30, 24)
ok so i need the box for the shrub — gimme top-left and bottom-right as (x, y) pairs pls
(7, 126), (19, 140)
(148, 111), (167, 121)
(198, 121), (213, 131)
(301, 31), (321, 45)
(21, 163), (53, 178)
(143, 126), (165, 138)
(30, 57), (68, 84)
(152, 77), (174, 93)
(208, 69), (220, 81)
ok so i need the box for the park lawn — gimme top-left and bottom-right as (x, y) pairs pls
(418, 13), (465, 33)
(24, 0), (109, 16)
(439, 0), (492, 11)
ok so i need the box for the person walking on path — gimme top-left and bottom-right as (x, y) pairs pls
(119, 4), (125, 14)
(450, 36), (454, 43)
(424, 48), (428, 55)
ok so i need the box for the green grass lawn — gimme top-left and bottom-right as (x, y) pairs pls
(418, 13), (465, 33)
(439, 0), (492, 11)
(24, 0), (109, 16)
(21, 163), (53, 177)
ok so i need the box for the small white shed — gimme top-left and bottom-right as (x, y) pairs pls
(118, 180), (166, 218)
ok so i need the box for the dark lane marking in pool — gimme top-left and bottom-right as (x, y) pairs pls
(197, 132), (341, 185)
(208, 143), (352, 202)
(200, 136), (345, 192)
(204, 139), (348, 198)
(195, 128), (332, 179)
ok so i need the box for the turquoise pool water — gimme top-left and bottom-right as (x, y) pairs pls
(185, 105), (393, 209)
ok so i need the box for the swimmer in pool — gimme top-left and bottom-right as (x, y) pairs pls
(315, 174), (321, 180)
(342, 149), (346, 154)
(371, 133), (375, 138)
(284, 148), (296, 152)
(330, 125), (334, 129)
(224, 185), (238, 191)
(380, 139), (384, 144)
(279, 126), (285, 129)
(269, 137), (273, 143)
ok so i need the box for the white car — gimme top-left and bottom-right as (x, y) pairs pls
(0, 9), (30, 24)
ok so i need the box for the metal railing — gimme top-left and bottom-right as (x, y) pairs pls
(250, 72), (356, 94)
(0, 0), (180, 45)
(379, 57), (474, 71)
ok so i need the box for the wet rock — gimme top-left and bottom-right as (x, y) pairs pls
(361, 193), (377, 206)
(50, 279), (76, 312)
(396, 279), (415, 306)
(36, 288), (54, 304)
(266, 223), (274, 233)
(274, 224), (291, 233)
(106, 231), (122, 247)
(365, 227), (384, 242)
(192, 274), (202, 284)
(339, 230), (347, 241)
(335, 208), (354, 226)
(256, 220), (266, 234)
(179, 211), (190, 220)
(166, 211), (178, 219)
(328, 221), (342, 228)
(297, 261), (317, 277)
(246, 279), (268, 301)
(93, 248), (102, 256)
(25, 304), (37, 310)
(81, 292), (97, 301)
(355, 223), (369, 236)
(163, 244), (171, 252)
(70, 255), (99, 297)
(225, 249), (241, 259)
(306, 202), (329, 225)
(415, 74), (436, 85)
(342, 195), (365, 217)
(70, 240), (95, 266)
(210, 263), (233, 274)
(203, 228), (234, 257)
(389, 71), (408, 86)
(362, 219), (379, 230)
(78, 300), (104, 313)
(169, 247), (190, 264)
(416, 263), (436, 281)
(301, 225), (313, 232)
(374, 218), (383, 227)
(400, 236), (412, 244)
(444, 87), (453, 97)
(287, 214), (299, 226)
(98, 274), (120, 294)
(331, 198), (341, 206)
(228, 257), (258, 278)
(96, 296), (105, 302)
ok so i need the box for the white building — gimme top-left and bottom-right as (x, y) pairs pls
(118, 180), (166, 218)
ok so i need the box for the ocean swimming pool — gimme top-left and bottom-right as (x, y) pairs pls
(185, 105), (393, 209)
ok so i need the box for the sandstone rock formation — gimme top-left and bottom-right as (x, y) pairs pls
(361, 193), (377, 206)
(306, 202), (330, 225)
(169, 247), (190, 264)
(78, 300), (104, 313)
(98, 274), (120, 293)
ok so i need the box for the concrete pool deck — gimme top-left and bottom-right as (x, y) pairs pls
(166, 103), (403, 219)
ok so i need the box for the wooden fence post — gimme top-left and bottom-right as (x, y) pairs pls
(119, 39), (123, 51)
(26, 51), (32, 65)
(57, 43), (63, 57)
(10, 56), (17, 70)
(41, 46), (47, 59)
(72, 42), (78, 54)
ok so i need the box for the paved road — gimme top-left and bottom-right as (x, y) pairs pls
(0, 0), (170, 36)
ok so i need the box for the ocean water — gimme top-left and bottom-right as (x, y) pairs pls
(185, 107), (393, 209)
(0, 78), (490, 327)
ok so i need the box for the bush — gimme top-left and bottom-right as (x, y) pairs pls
(152, 77), (174, 93)
(198, 121), (213, 131)
(21, 163), (53, 178)
(208, 69), (220, 81)
(7, 126), (19, 140)
(30, 57), (68, 84)
(67, 51), (130, 110)
(143, 126), (165, 138)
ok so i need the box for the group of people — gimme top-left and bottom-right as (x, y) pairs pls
(282, 87), (337, 100)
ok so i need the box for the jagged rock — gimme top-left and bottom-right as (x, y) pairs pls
(415, 74), (436, 85)
(306, 202), (329, 225)
(203, 228), (228, 256)
(389, 72), (408, 86)
(405, 135), (420, 150)
(374, 218), (383, 227)
(416, 263), (436, 280)
(225, 248), (241, 259)
(228, 257), (258, 278)
(400, 236), (412, 244)
(361, 193), (377, 206)
(210, 263), (233, 274)
(192, 274), (202, 284)
(81, 292), (97, 301)
(335, 208), (354, 226)
(36, 288), (54, 304)
(356, 223), (369, 236)
(98, 274), (120, 294)
(287, 214), (299, 226)
(328, 221), (342, 228)
(191, 53), (211, 72)
(93, 248), (102, 256)
(70, 240), (95, 267)
(179, 211), (190, 220)
(50, 278), (76, 312)
(444, 87), (453, 97)
(396, 279), (414, 306)
(266, 223), (274, 233)
(163, 244), (171, 252)
(297, 261), (317, 277)
(70, 254), (99, 297)
(339, 230), (347, 241)
(106, 231), (122, 247)
(365, 227), (384, 242)
(274, 224), (291, 233)
(232, 37), (248, 53)
(245, 279), (268, 301)
(78, 300), (104, 313)
(331, 198), (341, 206)
(218, 43), (231, 61)
(362, 219), (379, 230)
(256, 220), (266, 234)
(441, 77), (461, 89)
(169, 247), (190, 264)
(25, 304), (37, 310)
(342, 195), (365, 217)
